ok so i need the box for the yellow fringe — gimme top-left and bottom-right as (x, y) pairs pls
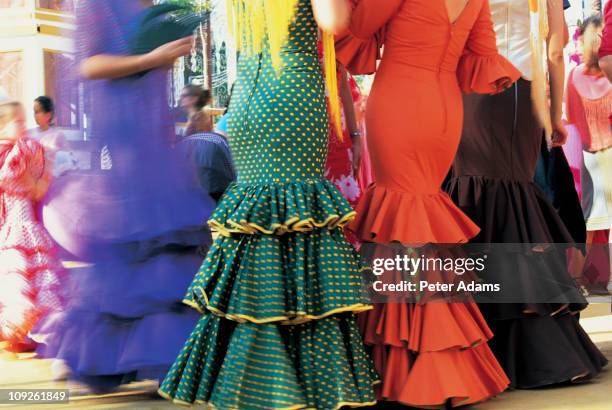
(227, 0), (298, 71)
(323, 31), (344, 141)
(227, 0), (343, 140)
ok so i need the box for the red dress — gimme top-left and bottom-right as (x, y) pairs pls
(337, 0), (521, 407)
(324, 73), (363, 208)
(0, 138), (66, 352)
(318, 41), (363, 208)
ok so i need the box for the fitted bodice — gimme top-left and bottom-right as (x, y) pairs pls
(379, 0), (482, 74)
(489, 0), (532, 80)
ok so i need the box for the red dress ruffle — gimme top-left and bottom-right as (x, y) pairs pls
(457, 52), (522, 94)
(0, 139), (66, 352)
(350, 185), (480, 245)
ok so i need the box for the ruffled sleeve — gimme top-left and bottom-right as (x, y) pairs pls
(335, 0), (402, 75)
(456, 0), (521, 94)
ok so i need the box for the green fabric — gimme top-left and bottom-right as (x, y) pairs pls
(184, 228), (369, 323)
(161, 315), (377, 409)
(209, 179), (356, 235)
(159, 1), (378, 408)
(130, 4), (202, 55)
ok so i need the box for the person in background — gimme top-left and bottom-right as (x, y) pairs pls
(0, 99), (66, 354)
(566, 15), (612, 293)
(600, 0), (612, 81)
(214, 84), (234, 137)
(176, 132), (235, 203)
(28, 96), (69, 177)
(533, 0), (585, 247)
(181, 84), (213, 138)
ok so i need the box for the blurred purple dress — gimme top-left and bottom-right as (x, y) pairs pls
(38, 0), (214, 388)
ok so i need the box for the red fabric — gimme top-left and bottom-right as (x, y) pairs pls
(565, 66), (612, 152)
(351, 185), (480, 244)
(342, 0), (515, 405)
(457, 53), (522, 94)
(0, 138), (66, 351)
(599, 1), (612, 58)
(358, 303), (509, 407)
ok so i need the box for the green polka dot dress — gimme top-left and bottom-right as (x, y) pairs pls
(158, 1), (378, 409)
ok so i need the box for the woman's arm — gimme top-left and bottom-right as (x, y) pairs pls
(311, 0), (351, 34)
(547, 0), (568, 145)
(601, 57), (612, 82)
(338, 66), (361, 175)
(80, 36), (193, 80)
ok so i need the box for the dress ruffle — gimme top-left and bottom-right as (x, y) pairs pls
(40, 307), (200, 383)
(446, 176), (574, 245)
(42, 172), (213, 260)
(36, 252), (205, 387)
(487, 313), (608, 388)
(358, 303), (509, 407)
(183, 229), (370, 325)
(457, 53), (522, 95)
(208, 179), (357, 237)
(159, 314), (378, 410)
(349, 184), (480, 244)
(446, 174), (608, 387)
(334, 29), (383, 75)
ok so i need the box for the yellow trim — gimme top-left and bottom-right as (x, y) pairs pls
(159, 387), (378, 410)
(182, 298), (205, 313)
(209, 211), (357, 237)
(183, 286), (372, 325)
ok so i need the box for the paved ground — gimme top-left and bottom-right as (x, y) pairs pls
(1, 305), (611, 410)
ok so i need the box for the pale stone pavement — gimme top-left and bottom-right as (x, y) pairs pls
(1, 305), (611, 410)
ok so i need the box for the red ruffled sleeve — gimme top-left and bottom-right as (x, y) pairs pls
(456, 0), (521, 94)
(335, 0), (402, 75)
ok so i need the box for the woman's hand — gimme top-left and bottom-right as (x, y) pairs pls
(312, 0), (351, 34)
(550, 119), (568, 147)
(144, 36), (194, 69)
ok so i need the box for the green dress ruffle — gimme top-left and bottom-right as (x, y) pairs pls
(158, 1), (378, 408)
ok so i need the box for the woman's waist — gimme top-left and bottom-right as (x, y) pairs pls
(376, 59), (459, 80)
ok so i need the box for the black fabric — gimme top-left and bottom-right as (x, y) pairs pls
(445, 80), (607, 388)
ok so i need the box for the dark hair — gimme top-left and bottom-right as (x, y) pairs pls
(183, 85), (211, 110)
(35, 96), (55, 116)
(581, 15), (604, 70)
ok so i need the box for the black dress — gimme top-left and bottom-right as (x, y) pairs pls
(445, 79), (607, 388)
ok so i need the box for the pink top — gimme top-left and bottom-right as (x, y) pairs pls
(566, 65), (612, 152)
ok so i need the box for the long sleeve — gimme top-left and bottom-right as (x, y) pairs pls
(335, 0), (403, 75)
(457, 0), (521, 94)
